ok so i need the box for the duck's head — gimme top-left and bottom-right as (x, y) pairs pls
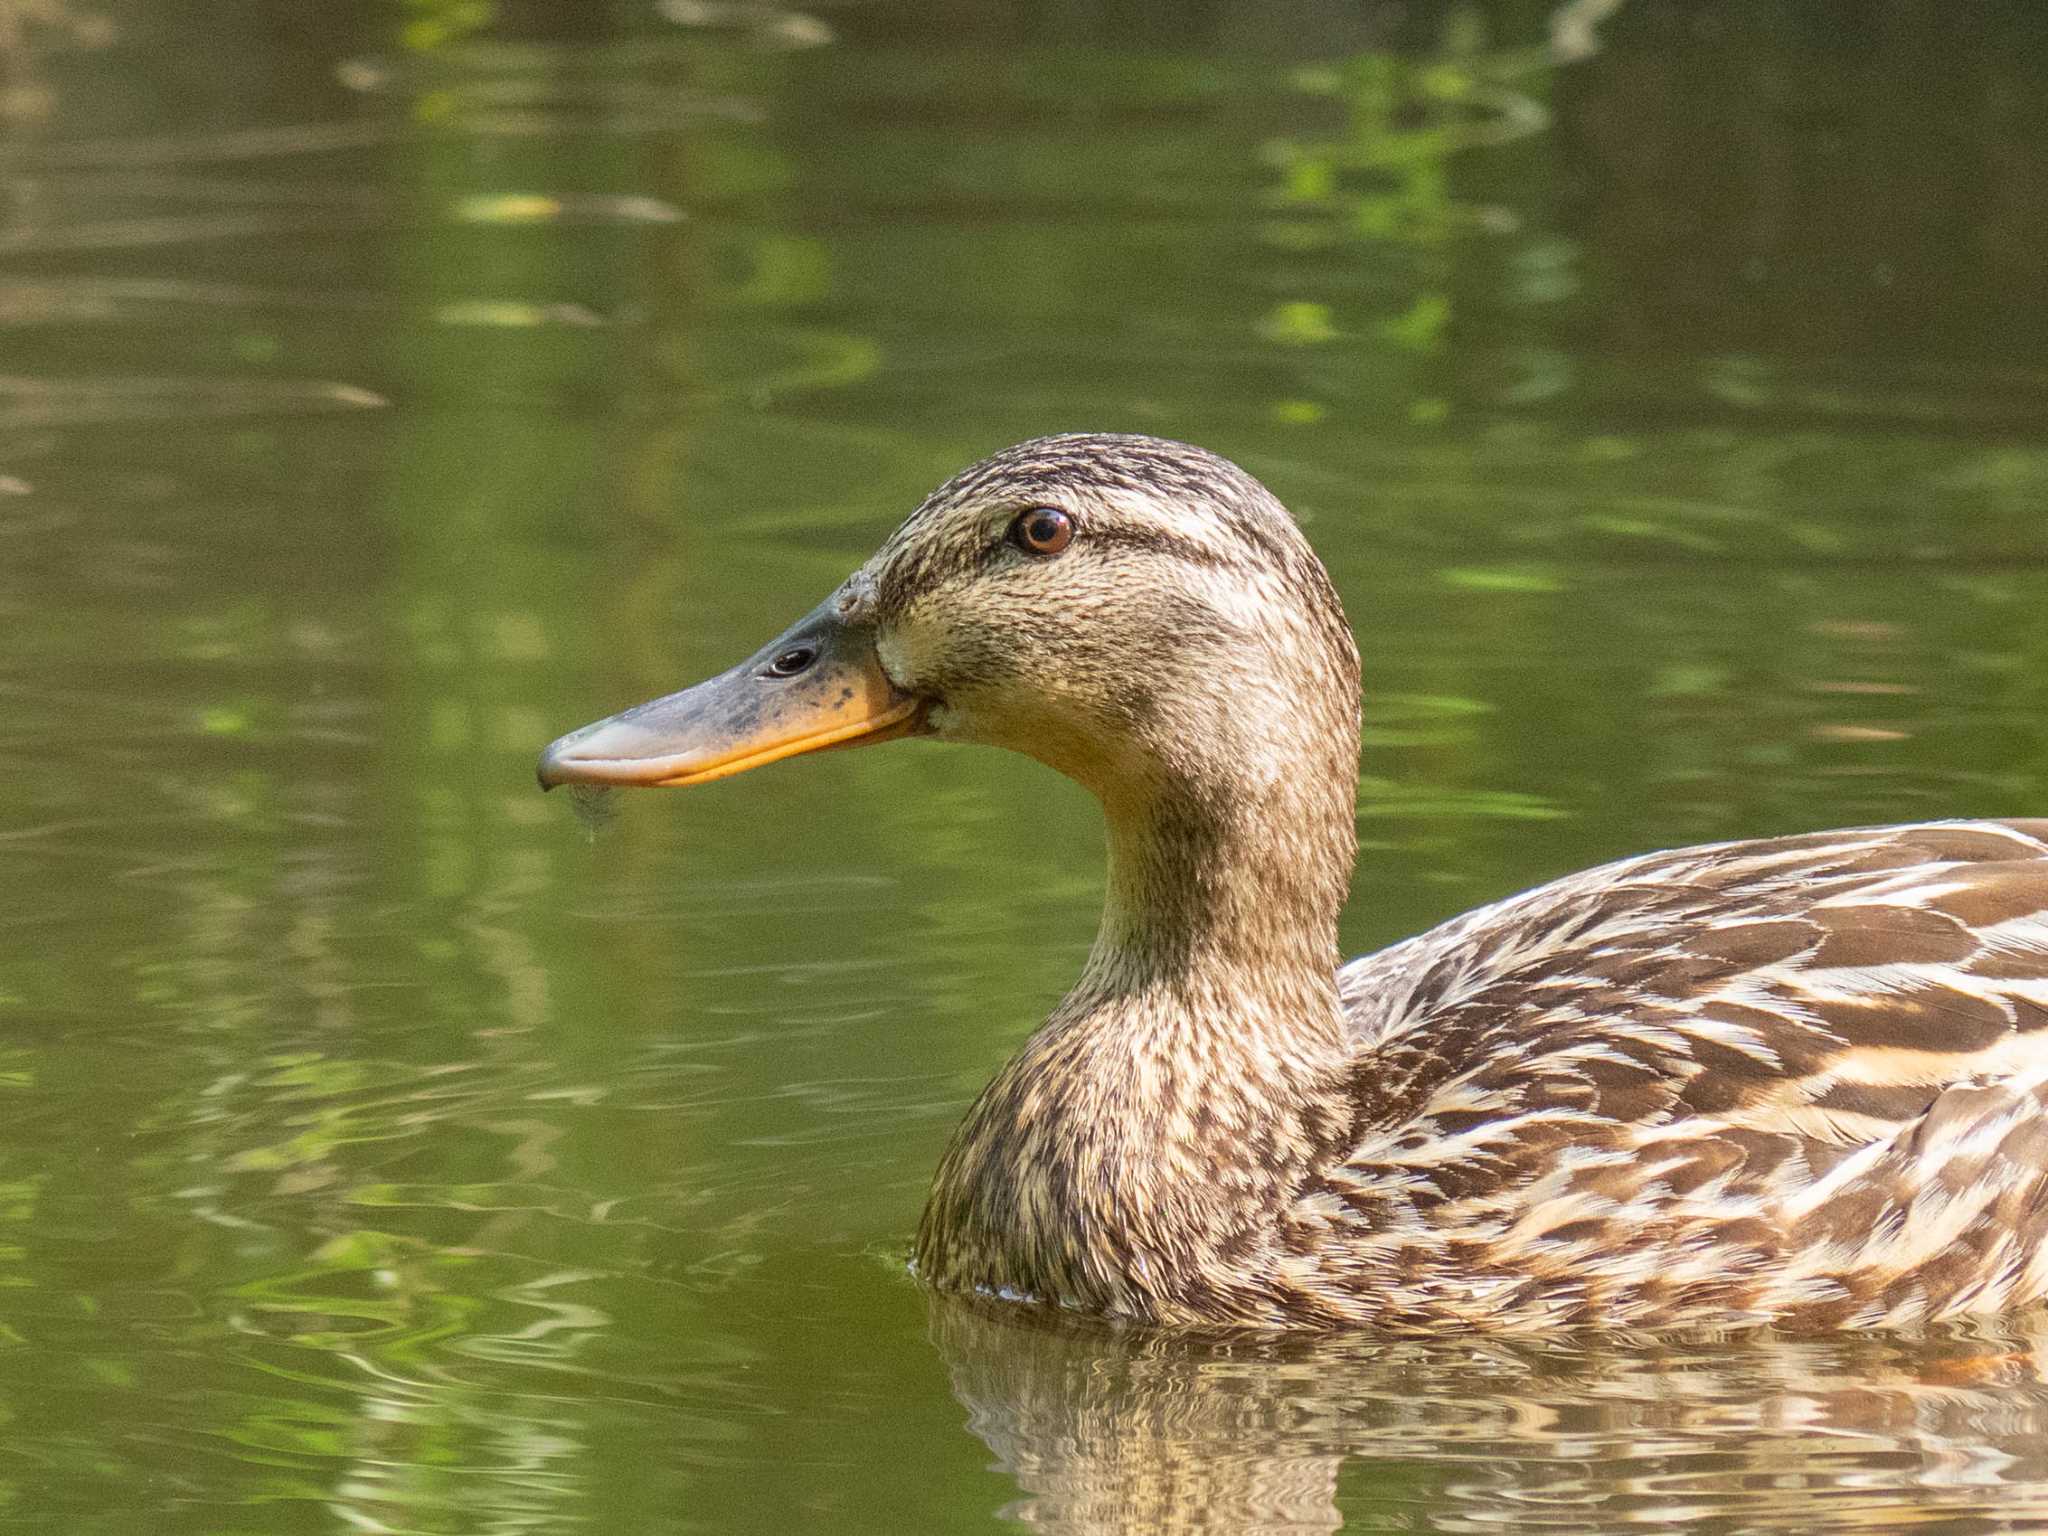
(540, 434), (1361, 962)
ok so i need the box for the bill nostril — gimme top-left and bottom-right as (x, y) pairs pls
(767, 645), (817, 678)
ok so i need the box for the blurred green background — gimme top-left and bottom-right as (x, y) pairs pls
(7, 1), (2048, 1530)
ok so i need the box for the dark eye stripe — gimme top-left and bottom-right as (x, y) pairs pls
(961, 519), (1246, 578)
(1085, 525), (1244, 571)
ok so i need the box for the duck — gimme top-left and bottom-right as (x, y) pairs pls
(539, 432), (2048, 1332)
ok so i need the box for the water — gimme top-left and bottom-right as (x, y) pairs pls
(7, 1), (2048, 1529)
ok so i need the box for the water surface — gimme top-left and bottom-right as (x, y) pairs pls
(8, 1), (2048, 1530)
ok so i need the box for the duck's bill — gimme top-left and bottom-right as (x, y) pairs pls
(536, 599), (927, 791)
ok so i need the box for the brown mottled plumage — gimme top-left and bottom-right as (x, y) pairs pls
(542, 433), (2048, 1332)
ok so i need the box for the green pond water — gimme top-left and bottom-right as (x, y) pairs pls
(9, 1), (2048, 1530)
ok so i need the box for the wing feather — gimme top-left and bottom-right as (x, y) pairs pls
(1313, 820), (2048, 1327)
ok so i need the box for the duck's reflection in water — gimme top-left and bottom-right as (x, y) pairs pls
(930, 1293), (2048, 1533)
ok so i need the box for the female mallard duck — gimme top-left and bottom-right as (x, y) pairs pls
(540, 433), (2048, 1332)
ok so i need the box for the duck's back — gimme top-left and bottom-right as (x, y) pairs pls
(1311, 819), (2048, 1329)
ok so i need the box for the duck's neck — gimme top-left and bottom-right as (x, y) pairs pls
(916, 757), (1360, 1323)
(1088, 771), (1353, 1035)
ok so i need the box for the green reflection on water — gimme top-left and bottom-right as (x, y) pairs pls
(5, 1), (2048, 1532)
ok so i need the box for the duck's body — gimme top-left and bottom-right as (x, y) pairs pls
(542, 434), (2048, 1332)
(926, 818), (2048, 1329)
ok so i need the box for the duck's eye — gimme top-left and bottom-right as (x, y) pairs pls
(1011, 506), (1075, 556)
(767, 645), (816, 678)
